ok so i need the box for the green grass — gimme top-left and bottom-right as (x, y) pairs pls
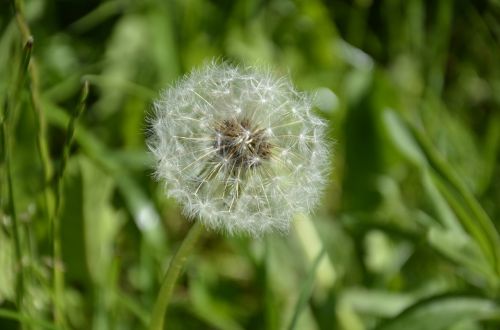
(1, 0), (500, 329)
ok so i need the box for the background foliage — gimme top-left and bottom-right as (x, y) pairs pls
(1, 0), (500, 329)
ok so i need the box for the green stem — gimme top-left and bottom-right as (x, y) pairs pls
(149, 221), (204, 330)
(288, 248), (326, 330)
(51, 81), (89, 326)
(29, 54), (55, 218)
(11, 3), (54, 326)
(1, 35), (33, 319)
(13, 0), (55, 221)
(2, 106), (24, 310)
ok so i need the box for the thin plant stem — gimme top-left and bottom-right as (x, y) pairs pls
(288, 248), (326, 330)
(11, 5), (55, 326)
(51, 80), (89, 326)
(29, 53), (55, 217)
(12, 0), (54, 220)
(0, 35), (33, 317)
(149, 221), (204, 330)
(2, 108), (23, 309)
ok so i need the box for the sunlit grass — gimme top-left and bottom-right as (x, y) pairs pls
(1, 0), (500, 329)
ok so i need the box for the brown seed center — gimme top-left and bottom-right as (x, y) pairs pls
(214, 118), (272, 169)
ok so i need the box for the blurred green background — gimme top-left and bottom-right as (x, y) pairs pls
(1, 0), (500, 329)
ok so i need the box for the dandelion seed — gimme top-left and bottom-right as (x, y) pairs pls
(148, 61), (330, 236)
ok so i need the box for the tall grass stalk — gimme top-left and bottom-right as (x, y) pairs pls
(12, 0), (73, 324)
(50, 80), (89, 326)
(288, 248), (326, 330)
(13, 0), (54, 222)
(1, 35), (32, 319)
(28, 56), (55, 219)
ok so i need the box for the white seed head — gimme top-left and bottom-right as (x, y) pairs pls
(148, 62), (330, 236)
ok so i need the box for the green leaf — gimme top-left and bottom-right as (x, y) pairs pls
(44, 100), (166, 253)
(97, 14), (151, 117)
(407, 118), (500, 275)
(0, 308), (59, 330)
(421, 170), (463, 233)
(383, 109), (500, 278)
(427, 227), (498, 288)
(0, 229), (15, 301)
(340, 288), (414, 318)
(430, 171), (499, 280)
(381, 109), (427, 168)
(189, 271), (245, 330)
(375, 295), (500, 330)
(79, 156), (123, 285)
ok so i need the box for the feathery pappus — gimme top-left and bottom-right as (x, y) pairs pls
(148, 62), (330, 236)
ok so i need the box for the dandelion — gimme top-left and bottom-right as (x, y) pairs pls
(149, 62), (330, 236)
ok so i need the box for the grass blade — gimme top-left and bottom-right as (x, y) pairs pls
(288, 248), (326, 330)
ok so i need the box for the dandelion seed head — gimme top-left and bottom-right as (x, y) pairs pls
(149, 62), (331, 236)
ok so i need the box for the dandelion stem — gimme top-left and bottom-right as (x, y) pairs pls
(149, 221), (204, 330)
